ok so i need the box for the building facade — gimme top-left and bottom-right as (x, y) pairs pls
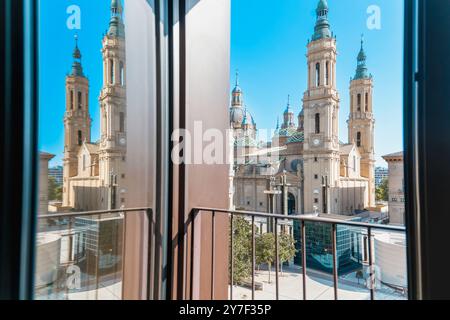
(232, 0), (375, 218)
(63, 0), (127, 211)
(49, 166), (63, 186)
(382, 152), (405, 225)
(375, 167), (389, 188)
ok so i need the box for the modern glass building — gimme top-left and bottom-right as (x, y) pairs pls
(293, 214), (364, 274)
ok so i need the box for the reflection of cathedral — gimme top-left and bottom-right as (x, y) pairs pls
(232, 0), (376, 216)
(63, 0), (127, 211)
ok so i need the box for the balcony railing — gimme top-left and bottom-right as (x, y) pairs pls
(36, 207), (152, 300)
(36, 207), (407, 300)
(191, 208), (407, 301)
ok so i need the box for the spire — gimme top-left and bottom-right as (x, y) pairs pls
(242, 106), (249, 126)
(108, 0), (125, 38)
(312, 0), (332, 41)
(71, 34), (84, 77)
(354, 34), (370, 80)
(284, 95), (293, 114)
(276, 117), (280, 130)
(231, 69), (243, 107)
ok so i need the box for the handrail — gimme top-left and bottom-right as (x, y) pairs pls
(192, 207), (407, 301)
(193, 207), (406, 232)
(38, 207), (153, 219)
(36, 207), (154, 300)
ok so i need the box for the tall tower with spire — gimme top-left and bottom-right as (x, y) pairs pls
(282, 95), (296, 129)
(98, 0), (127, 209)
(302, 0), (340, 214)
(348, 36), (376, 206)
(63, 36), (92, 207)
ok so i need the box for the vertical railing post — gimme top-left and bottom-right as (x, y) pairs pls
(190, 209), (197, 300)
(331, 223), (338, 300)
(368, 227), (374, 300)
(146, 208), (154, 300)
(229, 213), (234, 300)
(211, 211), (216, 300)
(301, 220), (307, 300)
(251, 215), (256, 300)
(275, 218), (279, 300)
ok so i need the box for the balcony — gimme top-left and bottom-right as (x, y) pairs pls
(36, 207), (406, 300)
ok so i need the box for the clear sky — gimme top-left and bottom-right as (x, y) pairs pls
(230, 0), (404, 167)
(39, 0), (403, 168)
(39, 0), (111, 166)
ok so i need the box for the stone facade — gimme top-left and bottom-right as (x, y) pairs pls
(63, 1), (127, 211)
(39, 152), (55, 215)
(382, 152), (405, 225)
(231, 0), (374, 217)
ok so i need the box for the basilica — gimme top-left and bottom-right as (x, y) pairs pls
(231, 0), (376, 216)
(62, 0), (127, 211)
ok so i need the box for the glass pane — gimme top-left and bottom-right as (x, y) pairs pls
(230, 0), (406, 300)
(36, 0), (155, 300)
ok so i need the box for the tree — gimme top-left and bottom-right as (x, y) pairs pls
(48, 176), (62, 201)
(256, 233), (275, 283)
(278, 233), (296, 275)
(230, 217), (252, 285)
(376, 177), (389, 202)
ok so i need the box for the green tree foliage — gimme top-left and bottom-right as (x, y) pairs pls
(48, 176), (62, 201)
(230, 217), (252, 284)
(279, 233), (296, 274)
(376, 177), (389, 201)
(256, 233), (275, 283)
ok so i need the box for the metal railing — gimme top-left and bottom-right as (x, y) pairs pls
(192, 207), (406, 301)
(36, 207), (153, 300)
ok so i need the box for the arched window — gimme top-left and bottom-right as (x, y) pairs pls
(357, 94), (361, 111)
(315, 63), (320, 87)
(315, 113), (320, 134)
(78, 130), (82, 146)
(78, 91), (82, 109)
(357, 132), (361, 147)
(110, 59), (115, 85)
(325, 61), (329, 86)
(365, 92), (369, 111)
(120, 61), (125, 86)
(119, 112), (125, 132)
(70, 90), (74, 109)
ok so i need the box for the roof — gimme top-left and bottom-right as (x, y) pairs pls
(276, 127), (298, 138)
(339, 143), (355, 156)
(286, 131), (304, 144)
(84, 143), (99, 155)
(40, 152), (55, 160)
(382, 151), (403, 161)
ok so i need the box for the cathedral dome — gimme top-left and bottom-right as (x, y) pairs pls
(317, 0), (328, 12)
(242, 109), (256, 126)
(232, 84), (242, 94)
(230, 107), (244, 126)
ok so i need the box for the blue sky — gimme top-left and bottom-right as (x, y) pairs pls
(39, 0), (403, 168)
(39, 0), (110, 166)
(231, 0), (404, 166)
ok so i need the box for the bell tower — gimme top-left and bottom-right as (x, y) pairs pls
(98, 0), (127, 209)
(63, 35), (91, 207)
(303, 0), (340, 214)
(348, 36), (376, 206)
